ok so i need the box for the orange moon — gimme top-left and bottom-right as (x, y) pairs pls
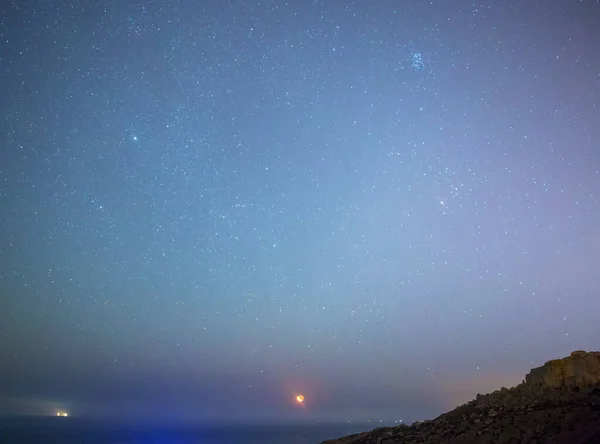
(296, 395), (305, 404)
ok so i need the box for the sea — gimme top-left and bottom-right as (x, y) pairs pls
(0, 417), (374, 444)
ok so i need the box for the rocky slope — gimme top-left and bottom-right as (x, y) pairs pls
(322, 351), (600, 444)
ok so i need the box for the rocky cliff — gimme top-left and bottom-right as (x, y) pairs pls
(525, 350), (600, 389)
(321, 351), (600, 444)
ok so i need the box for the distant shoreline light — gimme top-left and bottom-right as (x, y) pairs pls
(56, 412), (68, 417)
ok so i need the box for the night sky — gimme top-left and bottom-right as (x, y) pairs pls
(1, 0), (599, 424)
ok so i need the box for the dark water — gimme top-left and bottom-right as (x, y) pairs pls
(0, 417), (371, 444)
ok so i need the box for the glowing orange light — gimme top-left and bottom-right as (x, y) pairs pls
(296, 395), (305, 404)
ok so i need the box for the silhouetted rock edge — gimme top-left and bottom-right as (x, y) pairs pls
(321, 350), (600, 444)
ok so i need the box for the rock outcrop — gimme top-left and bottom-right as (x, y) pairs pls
(321, 351), (600, 444)
(524, 350), (600, 389)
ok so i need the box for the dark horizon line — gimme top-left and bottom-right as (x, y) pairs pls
(0, 414), (410, 426)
